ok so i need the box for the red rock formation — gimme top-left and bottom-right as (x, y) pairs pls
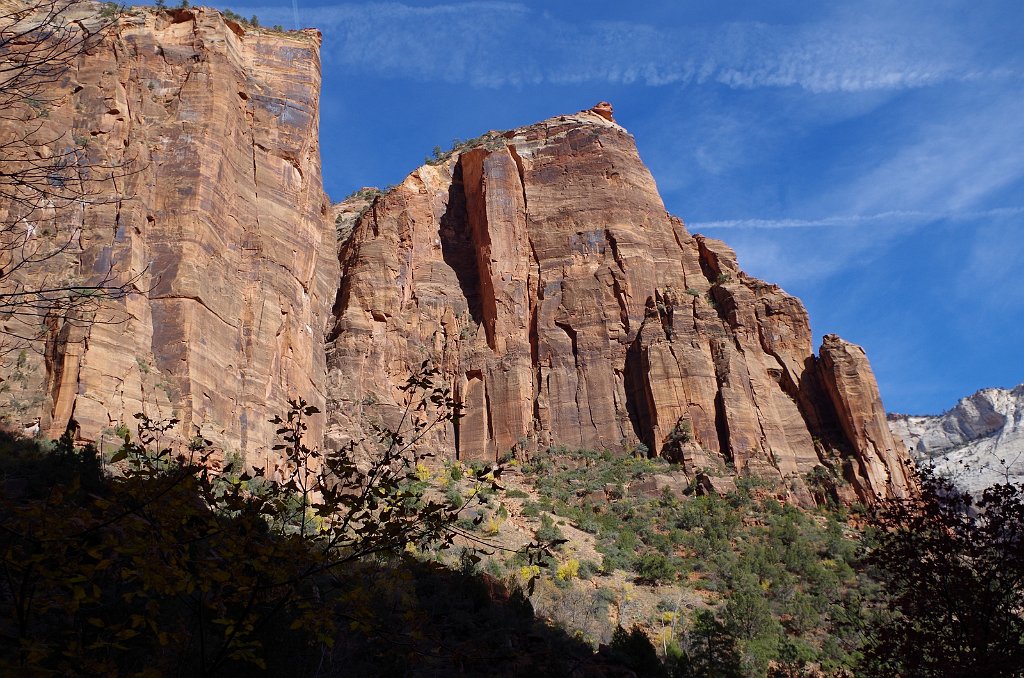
(325, 104), (913, 503)
(819, 335), (914, 498)
(0, 7), (337, 465)
(0, 7), (909, 506)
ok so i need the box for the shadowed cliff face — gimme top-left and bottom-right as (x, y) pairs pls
(324, 104), (914, 504)
(0, 7), (337, 469)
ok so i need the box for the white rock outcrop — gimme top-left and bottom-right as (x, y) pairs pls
(890, 385), (1024, 493)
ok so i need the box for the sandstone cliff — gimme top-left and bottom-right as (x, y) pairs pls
(890, 384), (1024, 493)
(324, 104), (913, 504)
(0, 4), (911, 503)
(0, 6), (337, 466)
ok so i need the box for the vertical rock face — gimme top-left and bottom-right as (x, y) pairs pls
(1, 19), (908, 508)
(325, 103), (913, 503)
(818, 335), (914, 499)
(0, 7), (337, 463)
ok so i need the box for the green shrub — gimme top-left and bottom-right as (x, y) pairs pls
(535, 513), (564, 544)
(445, 485), (464, 507)
(578, 559), (600, 580)
(515, 439), (872, 672)
(635, 552), (676, 583)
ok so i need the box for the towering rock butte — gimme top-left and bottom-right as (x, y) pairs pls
(325, 103), (913, 504)
(0, 3), (911, 504)
(0, 6), (337, 466)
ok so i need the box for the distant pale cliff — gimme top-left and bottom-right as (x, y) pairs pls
(890, 385), (1024, 493)
(325, 104), (913, 504)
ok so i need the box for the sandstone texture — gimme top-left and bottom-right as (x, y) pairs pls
(325, 103), (913, 504)
(0, 6), (337, 466)
(890, 384), (1024, 493)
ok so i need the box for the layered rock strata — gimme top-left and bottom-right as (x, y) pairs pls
(890, 384), (1024, 493)
(0, 6), (337, 464)
(0, 8), (911, 505)
(325, 104), (913, 503)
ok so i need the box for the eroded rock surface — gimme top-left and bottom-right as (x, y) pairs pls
(325, 104), (912, 503)
(0, 7), (337, 465)
(818, 335), (915, 500)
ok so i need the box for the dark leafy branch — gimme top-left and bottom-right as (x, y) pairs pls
(0, 362), (562, 675)
(859, 463), (1024, 677)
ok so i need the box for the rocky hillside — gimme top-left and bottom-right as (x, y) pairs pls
(0, 6), (337, 470)
(890, 384), (1024, 493)
(325, 103), (912, 504)
(0, 6), (912, 505)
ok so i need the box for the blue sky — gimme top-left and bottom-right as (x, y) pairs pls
(207, 0), (1023, 415)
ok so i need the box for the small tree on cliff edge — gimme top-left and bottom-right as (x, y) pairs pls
(0, 1), (138, 361)
(860, 464), (1024, 676)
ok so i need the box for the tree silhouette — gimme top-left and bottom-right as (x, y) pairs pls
(0, 364), (566, 674)
(860, 465), (1024, 676)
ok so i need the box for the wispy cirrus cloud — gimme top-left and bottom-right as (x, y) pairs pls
(237, 2), (1021, 92)
(691, 81), (1024, 234)
(844, 93), (1024, 215)
(692, 207), (1024, 231)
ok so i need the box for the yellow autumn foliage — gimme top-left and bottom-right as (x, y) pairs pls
(556, 558), (580, 581)
(518, 565), (541, 582)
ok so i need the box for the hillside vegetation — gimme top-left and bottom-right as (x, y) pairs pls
(440, 447), (873, 675)
(2, 411), (1022, 676)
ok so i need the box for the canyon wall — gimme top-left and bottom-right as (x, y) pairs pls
(0, 3), (912, 504)
(0, 6), (337, 466)
(325, 104), (913, 504)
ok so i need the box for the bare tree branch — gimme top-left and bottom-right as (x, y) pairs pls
(0, 0), (140, 363)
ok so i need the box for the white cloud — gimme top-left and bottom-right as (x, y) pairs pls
(959, 223), (1024, 311)
(842, 94), (1024, 215)
(234, 2), (1021, 92)
(690, 207), (1024, 293)
(692, 207), (1024, 231)
(686, 84), (1024, 252)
